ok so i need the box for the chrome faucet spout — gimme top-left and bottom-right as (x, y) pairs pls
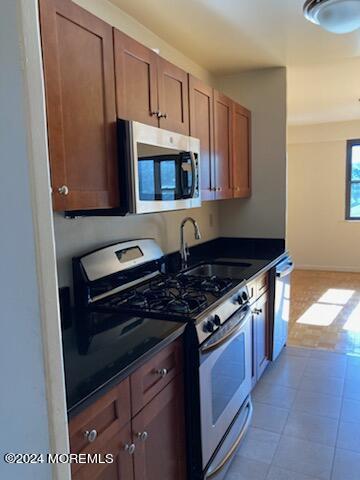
(180, 217), (202, 269)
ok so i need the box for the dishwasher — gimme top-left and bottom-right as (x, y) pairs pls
(272, 256), (294, 361)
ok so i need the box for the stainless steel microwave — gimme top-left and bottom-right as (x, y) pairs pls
(118, 120), (201, 214)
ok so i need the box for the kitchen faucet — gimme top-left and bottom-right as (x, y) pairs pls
(180, 217), (202, 269)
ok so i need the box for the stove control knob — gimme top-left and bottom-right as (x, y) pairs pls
(236, 295), (244, 305)
(242, 291), (249, 302)
(203, 320), (215, 333)
(213, 314), (221, 326)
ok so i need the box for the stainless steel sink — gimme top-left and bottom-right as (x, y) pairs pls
(184, 262), (251, 279)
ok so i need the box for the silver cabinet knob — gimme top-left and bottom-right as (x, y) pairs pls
(137, 431), (148, 442)
(156, 368), (168, 378)
(84, 429), (97, 443)
(124, 443), (136, 455)
(58, 185), (69, 196)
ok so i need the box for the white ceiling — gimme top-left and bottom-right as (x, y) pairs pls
(110, 0), (360, 124)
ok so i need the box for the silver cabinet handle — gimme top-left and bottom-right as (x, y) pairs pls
(155, 368), (168, 378)
(124, 443), (136, 455)
(84, 429), (97, 443)
(58, 185), (69, 196)
(137, 431), (149, 442)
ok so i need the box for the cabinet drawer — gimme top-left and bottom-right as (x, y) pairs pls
(130, 339), (183, 415)
(69, 378), (131, 459)
(248, 272), (269, 303)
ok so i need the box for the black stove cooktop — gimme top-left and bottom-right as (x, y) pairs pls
(95, 272), (238, 318)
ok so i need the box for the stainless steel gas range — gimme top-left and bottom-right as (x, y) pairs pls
(73, 239), (253, 480)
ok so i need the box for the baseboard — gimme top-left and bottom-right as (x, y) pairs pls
(295, 264), (360, 273)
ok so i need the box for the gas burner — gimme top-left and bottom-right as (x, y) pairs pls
(178, 274), (234, 297)
(95, 270), (236, 317)
(116, 291), (148, 309)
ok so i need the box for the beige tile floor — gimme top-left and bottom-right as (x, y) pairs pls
(225, 347), (360, 480)
(288, 270), (360, 355)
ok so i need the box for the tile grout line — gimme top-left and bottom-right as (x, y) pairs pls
(265, 353), (310, 478)
(327, 355), (347, 480)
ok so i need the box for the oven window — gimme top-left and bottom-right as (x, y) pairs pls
(211, 334), (246, 424)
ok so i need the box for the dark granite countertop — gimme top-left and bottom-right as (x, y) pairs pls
(62, 236), (287, 418)
(62, 314), (185, 418)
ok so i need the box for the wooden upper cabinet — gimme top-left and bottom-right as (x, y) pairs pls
(39, 0), (118, 211)
(232, 102), (251, 198)
(114, 30), (158, 127)
(189, 76), (215, 201)
(157, 57), (189, 135)
(214, 91), (233, 199)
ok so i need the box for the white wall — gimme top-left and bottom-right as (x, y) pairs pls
(215, 67), (287, 239)
(0, 1), (51, 478)
(288, 121), (360, 271)
(55, 203), (219, 287)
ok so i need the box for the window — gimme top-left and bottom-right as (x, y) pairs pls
(346, 139), (360, 220)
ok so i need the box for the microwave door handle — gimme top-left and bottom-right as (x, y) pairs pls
(189, 151), (197, 198)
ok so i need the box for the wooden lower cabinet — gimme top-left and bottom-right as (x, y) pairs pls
(132, 375), (186, 480)
(69, 340), (186, 480)
(72, 424), (134, 480)
(254, 290), (270, 381)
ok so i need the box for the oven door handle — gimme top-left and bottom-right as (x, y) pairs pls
(205, 400), (253, 479)
(201, 308), (251, 354)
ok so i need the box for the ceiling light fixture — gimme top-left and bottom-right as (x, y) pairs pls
(304, 0), (360, 34)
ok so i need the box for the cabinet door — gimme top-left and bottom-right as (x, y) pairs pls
(232, 102), (251, 198)
(114, 30), (158, 127)
(157, 58), (189, 135)
(132, 376), (186, 480)
(254, 292), (270, 381)
(72, 423), (134, 480)
(39, 0), (118, 211)
(214, 91), (233, 199)
(189, 76), (215, 200)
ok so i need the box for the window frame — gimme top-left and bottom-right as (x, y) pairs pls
(345, 139), (360, 220)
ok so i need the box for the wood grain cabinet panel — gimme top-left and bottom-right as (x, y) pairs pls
(157, 58), (189, 135)
(189, 76), (215, 200)
(39, 0), (118, 211)
(130, 339), (183, 415)
(214, 91), (233, 199)
(254, 291), (270, 381)
(72, 423), (134, 480)
(114, 29), (158, 127)
(132, 375), (186, 480)
(232, 103), (251, 198)
(69, 380), (131, 459)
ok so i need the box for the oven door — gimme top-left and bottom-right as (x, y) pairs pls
(199, 306), (252, 468)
